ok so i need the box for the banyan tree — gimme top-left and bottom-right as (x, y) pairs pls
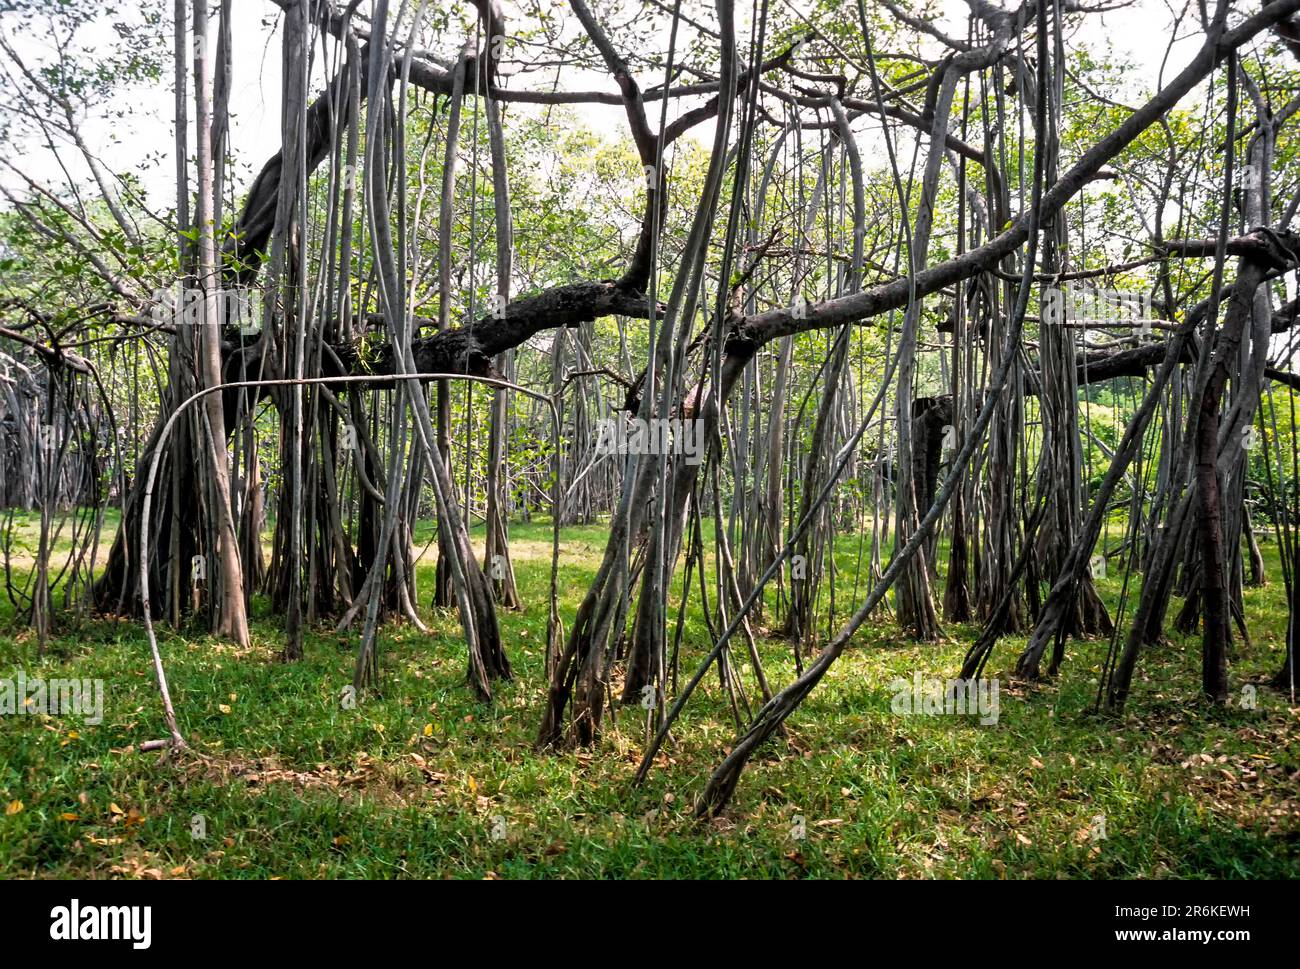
(2, 0), (1300, 815)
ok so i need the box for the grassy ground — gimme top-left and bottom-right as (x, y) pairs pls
(0, 515), (1296, 878)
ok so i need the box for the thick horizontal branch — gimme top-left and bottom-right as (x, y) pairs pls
(1069, 296), (1299, 385)
(1265, 366), (1300, 390)
(343, 281), (659, 379)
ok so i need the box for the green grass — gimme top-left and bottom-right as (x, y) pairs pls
(0, 517), (1296, 879)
